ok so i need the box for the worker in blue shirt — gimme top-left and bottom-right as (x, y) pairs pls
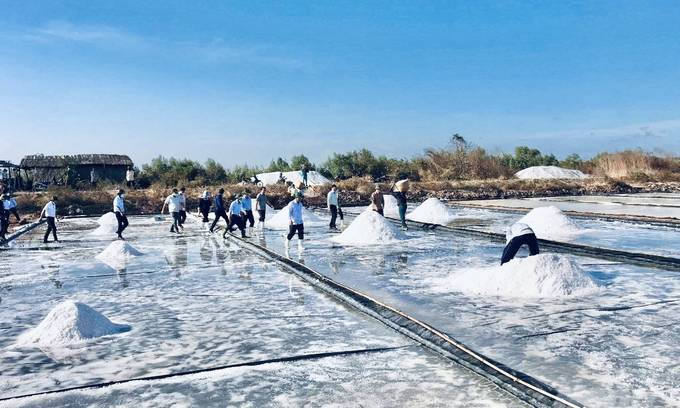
(209, 188), (228, 233)
(241, 191), (255, 236)
(285, 192), (305, 252)
(224, 193), (247, 238)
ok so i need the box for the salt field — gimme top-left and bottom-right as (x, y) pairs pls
(2, 193), (680, 407)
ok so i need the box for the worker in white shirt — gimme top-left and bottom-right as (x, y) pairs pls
(241, 191), (255, 236)
(327, 184), (339, 230)
(126, 166), (135, 188)
(501, 222), (540, 265)
(178, 187), (187, 227)
(40, 196), (59, 243)
(224, 193), (247, 238)
(114, 189), (128, 240)
(285, 192), (305, 251)
(161, 189), (182, 233)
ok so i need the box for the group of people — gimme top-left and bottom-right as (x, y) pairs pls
(0, 193), (21, 241)
(27, 177), (539, 264)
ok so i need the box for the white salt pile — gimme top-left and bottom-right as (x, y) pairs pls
(515, 166), (589, 180)
(517, 206), (582, 240)
(256, 170), (330, 186)
(96, 241), (143, 270)
(363, 194), (400, 218)
(91, 223), (118, 236)
(97, 212), (118, 226)
(405, 198), (457, 225)
(16, 300), (131, 347)
(331, 210), (407, 245)
(267, 205), (325, 229)
(429, 254), (601, 298)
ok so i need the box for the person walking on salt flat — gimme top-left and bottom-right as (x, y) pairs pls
(40, 196), (60, 243)
(285, 192), (305, 252)
(370, 184), (385, 216)
(161, 188), (182, 234)
(255, 186), (274, 230)
(0, 194), (9, 241)
(198, 191), (211, 228)
(391, 180), (409, 230)
(501, 222), (540, 265)
(327, 184), (339, 230)
(210, 188), (228, 233)
(6, 192), (20, 223)
(241, 191), (255, 236)
(113, 189), (129, 240)
(224, 193), (247, 239)
(178, 187), (187, 231)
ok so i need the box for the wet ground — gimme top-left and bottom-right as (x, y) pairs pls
(2, 194), (680, 407)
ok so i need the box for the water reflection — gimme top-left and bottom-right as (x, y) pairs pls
(164, 238), (188, 277)
(117, 268), (129, 289)
(41, 262), (62, 289)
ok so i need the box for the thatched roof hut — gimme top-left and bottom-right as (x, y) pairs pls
(20, 154), (134, 185)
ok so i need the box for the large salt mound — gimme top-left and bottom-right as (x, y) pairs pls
(97, 212), (118, 226)
(517, 206), (582, 240)
(267, 204), (325, 229)
(331, 210), (407, 245)
(406, 198), (457, 225)
(432, 254), (601, 298)
(16, 300), (131, 347)
(363, 194), (400, 218)
(515, 166), (589, 180)
(96, 241), (143, 270)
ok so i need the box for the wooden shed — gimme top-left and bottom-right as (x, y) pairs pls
(20, 154), (134, 187)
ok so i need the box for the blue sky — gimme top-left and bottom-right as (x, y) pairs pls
(1, 1), (679, 169)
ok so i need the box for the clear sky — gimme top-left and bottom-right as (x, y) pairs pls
(1, 1), (679, 168)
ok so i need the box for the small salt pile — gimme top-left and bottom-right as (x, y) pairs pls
(92, 212), (120, 235)
(429, 254), (601, 298)
(405, 198), (457, 225)
(331, 210), (407, 245)
(267, 205), (325, 229)
(517, 206), (582, 240)
(96, 241), (143, 270)
(97, 212), (118, 226)
(363, 194), (400, 218)
(16, 300), (131, 347)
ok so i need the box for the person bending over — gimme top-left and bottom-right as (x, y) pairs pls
(501, 222), (539, 265)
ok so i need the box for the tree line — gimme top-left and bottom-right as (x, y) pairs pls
(134, 134), (679, 187)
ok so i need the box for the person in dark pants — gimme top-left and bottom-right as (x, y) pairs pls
(392, 189), (408, 230)
(224, 194), (246, 238)
(285, 192), (305, 251)
(90, 168), (99, 187)
(113, 189), (128, 240)
(0, 195), (8, 241)
(255, 186), (274, 230)
(327, 184), (339, 229)
(7, 193), (20, 222)
(40, 196), (59, 243)
(370, 185), (385, 216)
(198, 191), (211, 227)
(210, 188), (228, 233)
(161, 189), (182, 233)
(178, 187), (187, 228)
(241, 191), (255, 235)
(501, 222), (540, 265)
